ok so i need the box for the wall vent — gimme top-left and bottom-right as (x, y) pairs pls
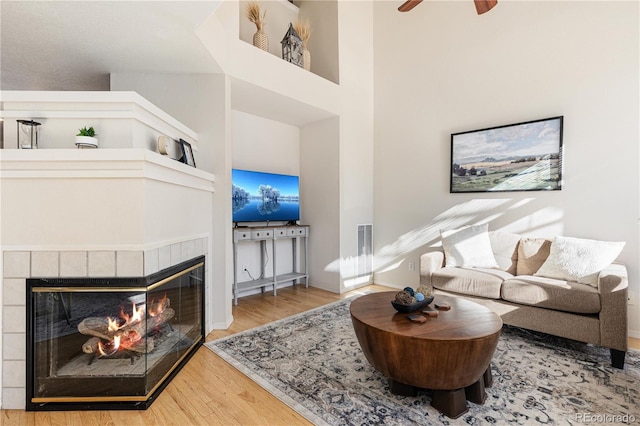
(357, 224), (373, 278)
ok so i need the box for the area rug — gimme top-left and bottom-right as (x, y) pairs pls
(205, 298), (640, 425)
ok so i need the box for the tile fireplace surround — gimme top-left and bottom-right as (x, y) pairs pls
(2, 238), (208, 409)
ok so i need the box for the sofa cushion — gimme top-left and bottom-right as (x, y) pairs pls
(489, 231), (520, 274)
(431, 267), (512, 299)
(441, 224), (498, 269)
(502, 275), (601, 314)
(534, 236), (625, 287)
(517, 237), (551, 276)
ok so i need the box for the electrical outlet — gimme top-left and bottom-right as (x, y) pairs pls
(408, 262), (415, 271)
(628, 290), (637, 306)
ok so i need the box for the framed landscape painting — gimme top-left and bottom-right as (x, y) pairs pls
(450, 116), (563, 193)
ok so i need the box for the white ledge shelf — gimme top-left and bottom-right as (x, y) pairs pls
(0, 91), (197, 154)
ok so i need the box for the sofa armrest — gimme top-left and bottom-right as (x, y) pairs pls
(419, 251), (445, 288)
(598, 263), (628, 351)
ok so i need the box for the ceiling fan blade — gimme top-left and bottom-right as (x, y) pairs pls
(398, 0), (423, 12)
(474, 0), (498, 15)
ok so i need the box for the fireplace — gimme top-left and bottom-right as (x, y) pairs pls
(26, 256), (205, 410)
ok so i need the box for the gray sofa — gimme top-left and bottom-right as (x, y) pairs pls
(420, 231), (628, 368)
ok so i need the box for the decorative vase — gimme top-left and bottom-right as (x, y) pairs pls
(253, 29), (269, 51)
(302, 47), (311, 71)
(75, 136), (98, 149)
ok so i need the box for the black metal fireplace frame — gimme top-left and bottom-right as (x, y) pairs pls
(26, 256), (206, 411)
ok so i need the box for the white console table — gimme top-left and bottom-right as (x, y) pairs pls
(232, 225), (309, 305)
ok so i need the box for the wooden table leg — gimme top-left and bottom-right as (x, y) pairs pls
(389, 379), (417, 397)
(464, 379), (486, 404)
(483, 365), (493, 387)
(431, 389), (468, 419)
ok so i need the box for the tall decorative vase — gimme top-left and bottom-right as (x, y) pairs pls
(253, 30), (269, 51)
(302, 47), (311, 71)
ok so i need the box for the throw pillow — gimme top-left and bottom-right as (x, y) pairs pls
(441, 224), (499, 269)
(488, 231), (521, 274)
(517, 238), (552, 276)
(534, 236), (625, 287)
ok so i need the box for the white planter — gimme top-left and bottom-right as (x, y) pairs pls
(75, 136), (98, 148)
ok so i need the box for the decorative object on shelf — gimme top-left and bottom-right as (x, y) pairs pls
(17, 119), (41, 149)
(450, 116), (563, 193)
(294, 18), (311, 71)
(281, 22), (303, 68)
(75, 126), (98, 149)
(245, 1), (268, 51)
(157, 135), (172, 155)
(179, 138), (196, 168)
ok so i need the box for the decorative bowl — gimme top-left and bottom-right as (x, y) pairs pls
(391, 296), (434, 313)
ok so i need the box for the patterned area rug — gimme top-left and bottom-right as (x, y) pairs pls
(205, 298), (640, 425)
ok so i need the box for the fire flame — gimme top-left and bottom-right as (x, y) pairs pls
(96, 294), (167, 357)
(120, 303), (145, 325)
(98, 335), (120, 356)
(148, 294), (167, 317)
(107, 317), (120, 332)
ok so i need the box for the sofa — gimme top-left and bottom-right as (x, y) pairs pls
(419, 225), (628, 368)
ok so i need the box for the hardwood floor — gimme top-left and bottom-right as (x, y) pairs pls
(1, 285), (388, 426)
(2, 284), (639, 425)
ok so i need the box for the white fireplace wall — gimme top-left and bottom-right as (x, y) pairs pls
(0, 93), (216, 410)
(1, 239), (207, 409)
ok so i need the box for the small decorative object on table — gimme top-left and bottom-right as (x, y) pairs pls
(435, 302), (451, 311)
(391, 285), (434, 313)
(75, 126), (98, 149)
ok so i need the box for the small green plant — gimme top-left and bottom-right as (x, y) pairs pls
(77, 126), (96, 137)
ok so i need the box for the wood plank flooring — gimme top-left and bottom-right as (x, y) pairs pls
(2, 284), (639, 425)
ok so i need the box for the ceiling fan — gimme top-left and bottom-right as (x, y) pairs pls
(398, 0), (498, 15)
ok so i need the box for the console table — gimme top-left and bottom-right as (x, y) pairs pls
(232, 225), (309, 305)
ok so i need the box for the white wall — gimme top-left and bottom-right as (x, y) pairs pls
(373, 1), (640, 335)
(232, 110), (300, 175)
(336, 1), (375, 292)
(300, 117), (341, 291)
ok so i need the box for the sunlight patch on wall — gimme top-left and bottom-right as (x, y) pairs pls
(322, 198), (565, 281)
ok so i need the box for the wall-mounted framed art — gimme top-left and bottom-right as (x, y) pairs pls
(450, 116), (563, 193)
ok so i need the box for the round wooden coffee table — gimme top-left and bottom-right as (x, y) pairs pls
(350, 292), (502, 419)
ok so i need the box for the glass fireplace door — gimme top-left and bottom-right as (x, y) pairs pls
(27, 257), (204, 409)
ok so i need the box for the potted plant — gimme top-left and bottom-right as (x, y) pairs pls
(75, 126), (98, 148)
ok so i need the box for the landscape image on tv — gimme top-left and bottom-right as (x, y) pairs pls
(450, 116), (563, 193)
(232, 169), (300, 223)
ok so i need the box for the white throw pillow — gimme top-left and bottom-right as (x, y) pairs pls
(441, 224), (499, 268)
(534, 236), (625, 287)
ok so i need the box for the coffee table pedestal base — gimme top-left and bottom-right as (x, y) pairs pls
(389, 366), (494, 419)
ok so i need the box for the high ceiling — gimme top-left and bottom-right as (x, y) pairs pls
(0, 1), (222, 90)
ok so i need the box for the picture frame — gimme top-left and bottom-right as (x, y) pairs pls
(179, 139), (196, 168)
(450, 116), (563, 193)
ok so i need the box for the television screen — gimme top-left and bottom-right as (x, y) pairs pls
(232, 169), (300, 223)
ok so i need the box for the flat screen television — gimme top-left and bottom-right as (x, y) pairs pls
(232, 169), (300, 224)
